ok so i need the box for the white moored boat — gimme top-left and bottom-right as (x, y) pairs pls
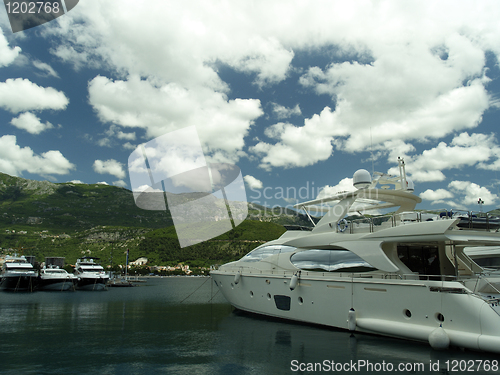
(74, 257), (109, 290)
(0, 255), (38, 292)
(38, 265), (77, 291)
(211, 158), (500, 353)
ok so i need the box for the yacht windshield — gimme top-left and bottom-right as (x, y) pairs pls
(291, 249), (376, 272)
(241, 245), (296, 262)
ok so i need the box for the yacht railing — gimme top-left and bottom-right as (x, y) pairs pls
(340, 209), (500, 234)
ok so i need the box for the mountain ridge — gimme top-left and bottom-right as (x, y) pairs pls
(0, 172), (311, 266)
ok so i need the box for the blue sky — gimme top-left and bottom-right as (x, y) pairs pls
(1, 1), (500, 213)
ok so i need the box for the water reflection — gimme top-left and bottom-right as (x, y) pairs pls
(0, 278), (498, 375)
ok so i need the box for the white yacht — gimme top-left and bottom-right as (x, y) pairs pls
(74, 257), (109, 290)
(211, 158), (500, 353)
(38, 265), (77, 291)
(0, 255), (38, 292)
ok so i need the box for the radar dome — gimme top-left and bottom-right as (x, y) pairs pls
(353, 169), (372, 189)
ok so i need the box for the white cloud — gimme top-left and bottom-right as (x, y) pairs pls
(32, 60), (59, 78)
(96, 181), (109, 185)
(93, 159), (126, 179)
(0, 135), (75, 176)
(42, 0), (500, 171)
(0, 31), (21, 67)
(10, 112), (54, 134)
(116, 130), (136, 141)
(244, 175), (263, 189)
(122, 142), (136, 150)
(420, 181), (499, 209)
(0, 78), (69, 113)
(388, 133), (500, 182)
(419, 189), (454, 202)
(271, 103), (302, 119)
(250, 117), (333, 170)
(88, 76), (263, 163)
(47, 1), (295, 88)
(316, 178), (356, 200)
(448, 180), (498, 206)
(113, 180), (127, 188)
(68, 180), (84, 184)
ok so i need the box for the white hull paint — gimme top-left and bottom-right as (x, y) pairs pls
(211, 159), (500, 354)
(211, 271), (500, 353)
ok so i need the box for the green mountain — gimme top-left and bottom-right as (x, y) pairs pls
(0, 173), (309, 267)
(0, 172), (172, 232)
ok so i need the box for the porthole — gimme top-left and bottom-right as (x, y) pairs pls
(267, 293), (271, 300)
(403, 309), (412, 319)
(250, 291), (254, 298)
(298, 296), (304, 305)
(265, 279), (270, 285)
(436, 313), (445, 322)
(231, 283), (234, 289)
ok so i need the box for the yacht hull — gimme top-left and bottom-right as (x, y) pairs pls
(0, 275), (37, 292)
(211, 271), (500, 353)
(76, 277), (108, 291)
(38, 278), (76, 291)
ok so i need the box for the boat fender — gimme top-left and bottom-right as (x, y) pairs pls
(338, 219), (348, 232)
(234, 271), (241, 285)
(348, 308), (356, 331)
(428, 325), (449, 350)
(290, 273), (299, 291)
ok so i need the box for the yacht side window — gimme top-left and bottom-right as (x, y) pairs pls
(291, 249), (376, 272)
(241, 245), (297, 262)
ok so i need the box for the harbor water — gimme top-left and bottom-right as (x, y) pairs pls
(1, 277), (498, 375)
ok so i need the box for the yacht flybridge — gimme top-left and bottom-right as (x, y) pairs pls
(211, 158), (500, 353)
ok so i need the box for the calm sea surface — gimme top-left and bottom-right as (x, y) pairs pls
(0, 277), (498, 375)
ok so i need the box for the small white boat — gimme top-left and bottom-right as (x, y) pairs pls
(211, 158), (500, 353)
(38, 265), (77, 291)
(74, 257), (109, 291)
(1, 255), (37, 292)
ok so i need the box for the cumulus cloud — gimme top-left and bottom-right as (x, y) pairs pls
(390, 133), (500, 182)
(271, 103), (302, 119)
(244, 175), (263, 189)
(88, 76), (263, 163)
(93, 159), (126, 179)
(0, 78), (68, 113)
(43, 0), (500, 173)
(250, 117), (334, 170)
(10, 112), (54, 134)
(47, 1), (295, 88)
(0, 31), (21, 67)
(419, 182), (498, 208)
(0, 135), (75, 176)
(419, 188), (454, 202)
(113, 180), (127, 188)
(448, 180), (498, 206)
(316, 177), (356, 200)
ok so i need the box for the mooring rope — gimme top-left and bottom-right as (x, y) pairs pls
(180, 276), (211, 303)
(207, 287), (220, 303)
